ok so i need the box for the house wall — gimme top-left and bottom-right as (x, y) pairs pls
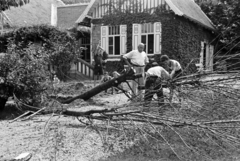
(91, 12), (214, 74)
(165, 16), (214, 74)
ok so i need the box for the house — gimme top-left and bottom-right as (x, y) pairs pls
(71, 0), (216, 76)
(0, 0), (65, 33)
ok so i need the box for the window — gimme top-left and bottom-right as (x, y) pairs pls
(108, 26), (120, 55)
(101, 25), (127, 57)
(141, 23), (154, 54)
(80, 38), (90, 62)
(132, 22), (162, 55)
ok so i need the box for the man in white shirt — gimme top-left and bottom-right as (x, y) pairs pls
(123, 43), (149, 98)
(160, 55), (182, 102)
(144, 62), (170, 106)
(160, 55), (182, 79)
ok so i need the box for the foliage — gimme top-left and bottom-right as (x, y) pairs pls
(0, 42), (50, 107)
(198, 0), (240, 53)
(0, 25), (81, 81)
(0, 0), (29, 11)
(0, 25), (83, 110)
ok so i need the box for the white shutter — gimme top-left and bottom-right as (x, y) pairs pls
(209, 45), (214, 71)
(120, 25), (127, 55)
(205, 44), (210, 70)
(199, 41), (204, 71)
(154, 22), (162, 54)
(132, 24), (141, 50)
(101, 26), (108, 53)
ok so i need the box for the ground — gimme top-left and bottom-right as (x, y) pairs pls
(1, 79), (240, 161)
(0, 81), (138, 161)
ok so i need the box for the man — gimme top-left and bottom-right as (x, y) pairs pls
(144, 62), (170, 107)
(93, 45), (109, 86)
(160, 55), (182, 79)
(123, 43), (149, 98)
(160, 55), (182, 102)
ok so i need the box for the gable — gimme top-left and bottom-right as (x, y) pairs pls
(57, 4), (88, 30)
(87, 0), (215, 31)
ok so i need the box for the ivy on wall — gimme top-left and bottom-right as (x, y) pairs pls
(92, 6), (214, 74)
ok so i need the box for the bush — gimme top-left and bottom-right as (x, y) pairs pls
(0, 44), (50, 110)
(0, 25), (82, 81)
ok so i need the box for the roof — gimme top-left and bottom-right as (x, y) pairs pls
(79, 0), (215, 31)
(75, 0), (99, 23)
(165, 0), (215, 30)
(3, 0), (65, 27)
(61, 0), (91, 4)
(57, 4), (88, 29)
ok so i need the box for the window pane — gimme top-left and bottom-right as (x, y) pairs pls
(109, 26), (112, 35)
(148, 23), (151, 33)
(148, 34), (154, 54)
(141, 24), (144, 33)
(113, 26), (115, 35)
(109, 46), (113, 55)
(141, 35), (146, 52)
(115, 36), (120, 55)
(116, 26), (120, 35)
(151, 23), (154, 33)
(109, 37), (113, 45)
(86, 45), (90, 61)
(144, 23), (147, 33)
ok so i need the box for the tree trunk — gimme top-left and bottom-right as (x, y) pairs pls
(62, 69), (142, 104)
(0, 97), (7, 111)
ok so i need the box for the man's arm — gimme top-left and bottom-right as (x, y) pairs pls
(144, 54), (149, 64)
(170, 70), (176, 79)
(170, 61), (177, 79)
(162, 69), (171, 80)
(122, 52), (133, 68)
(123, 58), (133, 68)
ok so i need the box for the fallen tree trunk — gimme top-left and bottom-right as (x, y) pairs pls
(61, 69), (142, 104)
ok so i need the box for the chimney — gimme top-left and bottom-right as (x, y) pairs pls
(51, 4), (57, 27)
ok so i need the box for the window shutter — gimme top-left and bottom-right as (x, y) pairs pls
(120, 25), (127, 55)
(205, 44), (210, 70)
(154, 22), (162, 54)
(132, 24), (141, 50)
(101, 26), (109, 53)
(209, 45), (214, 71)
(199, 41), (205, 71)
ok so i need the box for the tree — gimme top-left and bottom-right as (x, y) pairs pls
(0, 25), (81, 111)
(198, 0), (240, 54)
(0, 43), (49, 111)
(0, 0), (29, 11)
